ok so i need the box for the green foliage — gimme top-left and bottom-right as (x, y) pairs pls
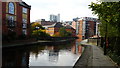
(53, 32), (60, 37)
(59, 27), (72, 37)
(66, 31), (72, 37)
(59, 27), (67, 37)
(89, 1), (120, 65)
(31, 22), (50, 39)
(31, 22), (45, 31)
(89, 2), (120, 37)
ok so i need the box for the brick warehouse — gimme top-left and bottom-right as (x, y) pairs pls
(1, 1), (31, 41)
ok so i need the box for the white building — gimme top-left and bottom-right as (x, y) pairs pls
(50, 14), (60, 22)
(57, 14), (60, 22)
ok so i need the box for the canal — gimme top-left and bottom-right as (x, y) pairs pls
(2, 40), (84, 67)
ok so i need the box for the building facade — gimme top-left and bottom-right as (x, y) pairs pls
(65, 25), (76, 37)
(2, 1), (31, 41)
(43, 23), (63, 36)
(50, 14), (60, 22)
(61, 21), (72, 26)
(72, 17), (98, 41)
(40, 21), (56, 26)
(57, 14), (60, 22)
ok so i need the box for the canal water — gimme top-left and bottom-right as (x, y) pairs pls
(2, 40), (84, 67)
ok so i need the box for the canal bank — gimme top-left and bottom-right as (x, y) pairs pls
(74, 39), (117, 67)
(2, 38), (76, 48)
(74, 45), (93, 67)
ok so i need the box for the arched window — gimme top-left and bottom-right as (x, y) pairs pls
(8, 2), (14, 14)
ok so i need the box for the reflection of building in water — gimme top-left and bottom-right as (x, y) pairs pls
(2, 50), (29, 67)
(71, 41), (83, 54)
(47, 46), (59, 63)
(49, 50), (59, 63)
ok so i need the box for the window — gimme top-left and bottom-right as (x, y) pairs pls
(22, 19), (27, 23)
(22, 29), (27, 35)
(22, 19), (27, 28)
(8, 16), (15, 27)
(23, 7), (27, 13)
(8, 2), (14, 14)
(23, 23), (27, 28)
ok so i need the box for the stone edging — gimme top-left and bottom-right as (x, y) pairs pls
(73, 45), (93, 67)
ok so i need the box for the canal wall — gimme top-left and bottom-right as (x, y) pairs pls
(2, 37), (77, 48)
(73, 45), (93, 67)
(38, 37), (78, 41)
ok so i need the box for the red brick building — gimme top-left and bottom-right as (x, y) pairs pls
(65, 25), (76, 37)
(2, 1), (31, 40)
(72, 17), (98, 41)
(43, 23), (63, 36)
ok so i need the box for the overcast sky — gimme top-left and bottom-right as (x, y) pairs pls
(23, 0), (98, 22)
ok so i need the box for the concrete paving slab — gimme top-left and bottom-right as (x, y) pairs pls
(74, 39), (117, 68)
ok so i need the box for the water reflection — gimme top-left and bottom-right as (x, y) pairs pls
(2, 48), (30, 67)
(48, 46), (59, 63)
(2, 40), (84, 67)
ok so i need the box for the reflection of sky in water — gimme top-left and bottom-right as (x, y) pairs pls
(2, 40), (83, 67)
(29, 49), (81, 66)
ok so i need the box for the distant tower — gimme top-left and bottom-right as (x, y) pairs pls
(57, 14), (60, 22)
(50, 14), (60, 22)
(50, 14), (57, 22)
(50, 14), (53, 22)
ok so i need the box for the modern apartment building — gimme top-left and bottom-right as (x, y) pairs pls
(72, 17), (98, 41)
(2, 1), (31, 40)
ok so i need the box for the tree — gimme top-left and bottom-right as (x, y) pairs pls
(59, 27), (72, 37)
(53, 32), (60, 37)
(89, 1), (120, 64)
(89, 2), (120, 37)
(31, 22), (50, 39)
(59, 27), (67, 37)
(31, 22), (45, 30)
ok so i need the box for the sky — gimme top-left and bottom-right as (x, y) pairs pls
(23, 0), (98, 22)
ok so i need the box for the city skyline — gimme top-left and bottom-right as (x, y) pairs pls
(23, 0), (98, 22)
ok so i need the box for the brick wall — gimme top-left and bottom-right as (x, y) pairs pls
(2, 2), (31, 40)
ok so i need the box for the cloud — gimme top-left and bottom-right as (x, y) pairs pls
(23, 0), (98, 22)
